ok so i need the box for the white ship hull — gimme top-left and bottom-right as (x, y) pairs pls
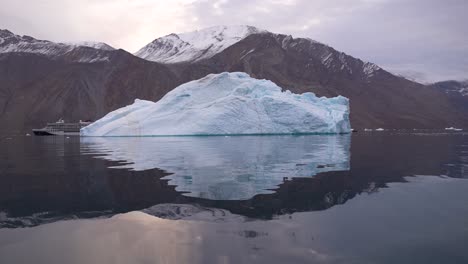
(32, 129), (81, 136)
(32, 119), (91, 136)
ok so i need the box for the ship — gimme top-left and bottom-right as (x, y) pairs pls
(32, 119), (92, 136)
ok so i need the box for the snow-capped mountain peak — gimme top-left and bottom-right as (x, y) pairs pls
(135, 25), (384, 80)
(0, 29), (57, 53)
(135, 25), (265, 63)
(0, 29), (115, 62)
(0, 29), (13, 39)
(65, 41), (115, 51)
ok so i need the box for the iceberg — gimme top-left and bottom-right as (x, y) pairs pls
(81, 72), (351, 136)
(445, 127), (463, 131)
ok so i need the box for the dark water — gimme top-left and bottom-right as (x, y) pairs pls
(0, 132), (467, 263)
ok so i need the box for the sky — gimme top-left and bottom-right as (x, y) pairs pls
(0, 0), (466, 83)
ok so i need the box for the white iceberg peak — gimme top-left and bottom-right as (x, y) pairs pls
(81, 72), (351, 136)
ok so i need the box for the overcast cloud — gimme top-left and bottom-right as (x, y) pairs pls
(0, 0), (466, 82)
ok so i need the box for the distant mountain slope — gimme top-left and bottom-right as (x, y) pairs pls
(431, 80), (468, 115)
(433, 80), (468, 97)
(0, 50), (181, 133)
(165, 32), (467, 129)
(64, 41), (115, 51)
(0, 27), (467, 133)
(0, 29), (115, 63)
(135, 25), (263, 63)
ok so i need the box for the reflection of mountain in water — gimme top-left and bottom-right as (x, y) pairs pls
(80, 135), (351, 200)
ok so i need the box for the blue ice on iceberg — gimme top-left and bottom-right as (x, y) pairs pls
(81, 72), (351, 136)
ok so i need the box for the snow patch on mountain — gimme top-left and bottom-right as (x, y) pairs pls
(135, 25), (385, 80)
(460, 87), (468, 96)
(65, 41), (115, 51)
(453, 81), (468, 96)
(363, 62), (381, 77)
(135, 25), (265, 63)
(318, 49), (380, 77)
(433, 80), (468, 97)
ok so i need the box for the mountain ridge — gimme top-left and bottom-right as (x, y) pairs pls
(0, 26), (467, 133)
(135, 25), (265, 63)
(0, 29), (115, 63)
(433, 80), (468, 97)
(166, 32), (465, 129)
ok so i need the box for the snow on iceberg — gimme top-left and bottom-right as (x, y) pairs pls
(81, 72), (351, 136)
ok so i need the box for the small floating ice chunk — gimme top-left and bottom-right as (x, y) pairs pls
(375, 128), (385, 131)
(445, 127), (463, 131)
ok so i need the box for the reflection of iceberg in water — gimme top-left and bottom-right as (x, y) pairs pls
(81, 135), (351, 200)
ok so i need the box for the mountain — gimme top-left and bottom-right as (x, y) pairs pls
(0, 45), (181, 134)
(140, 27), (465, 129)
(0, 26), (467, 134)
(431, 80), (468, 116)
(432, 80), (468, 97)
(0, 29), (115, 63)
(135, 25), (263, 63)
(135, 25), (382, 78)
(64, 41), (115, 51)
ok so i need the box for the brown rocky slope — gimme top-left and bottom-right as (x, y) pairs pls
(0, 30), (467, 133)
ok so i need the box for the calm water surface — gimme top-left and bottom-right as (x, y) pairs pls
(0, 132), (467, 263)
